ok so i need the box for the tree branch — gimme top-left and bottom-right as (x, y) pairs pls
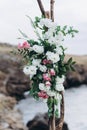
(37, 0), (46, 17)
(50, 0), (55, 21)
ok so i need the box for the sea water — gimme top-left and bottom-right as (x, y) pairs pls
(16, 85), (87, 130)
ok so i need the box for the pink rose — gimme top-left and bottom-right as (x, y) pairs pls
(42, 59), (52, 65)
(45, 81), (51, 86)
(49, 69), (55, 76)
(43, 74), (51, 81)
(38, 91), (49, 99)
(42, 59), (47, 65)
(18, 41), (30, 49)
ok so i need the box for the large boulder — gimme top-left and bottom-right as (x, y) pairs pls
(6, 71), (30, 100)
(64, 64), (87, 89)
(27, 113), (69, 130)
(0, 94), (27, 130)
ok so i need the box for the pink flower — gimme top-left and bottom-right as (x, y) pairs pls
(18, 41), (30, 49)
(38, 91), (49, 99)
(42, 59), (47, 65)
(43, 73), (51, 81)
(42, 59), (52, 65)
(45, 81), (51, 86)
(49, 69), (55, 76)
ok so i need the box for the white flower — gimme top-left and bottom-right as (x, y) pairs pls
(32, 59), (41, 66)
(23, 65), (37, 76)
(48, 37), (55, 45)
(57, 31), (64, 41)
(33, 45), (44, 54)
(45, 86), (51, 91)
(46, 51), (60, 63)
(54, 46), (63, 55)
(55, 93), (62, 100)
(39, 18), (52, 28)
(39, 83), (50, 91)
(39, 65), (47, 72)
(39, 83), (45, 91)
(55, 84), (64, 91)
(47, 90), (56, 97)
(56, 76), (65, 84)
(43, 31), (52, 40)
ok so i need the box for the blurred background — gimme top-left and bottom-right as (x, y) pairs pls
(0, 0), (87, 130)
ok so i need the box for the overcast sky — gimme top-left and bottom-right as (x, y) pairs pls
(0, 0), (87, 55)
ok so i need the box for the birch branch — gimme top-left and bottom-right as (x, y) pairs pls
(56, 92), (64, 130)
(37, 0), (46, 17)
(50, 0), (55, 21)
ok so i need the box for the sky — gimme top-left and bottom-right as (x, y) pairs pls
(0, 0), (87, 55)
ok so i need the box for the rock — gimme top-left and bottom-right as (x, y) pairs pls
(0, 71), (8, 95)
(64, 64), (87, 89)
(27, 113), (69, 130)
(0, 94), (27, 130)
(0, 51), (30, 99)
(6, 71), (30, 100)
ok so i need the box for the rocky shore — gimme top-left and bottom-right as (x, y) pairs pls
(0, 43), (87, 130)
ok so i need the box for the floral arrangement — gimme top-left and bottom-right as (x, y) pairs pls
(18, 16), (78, 117)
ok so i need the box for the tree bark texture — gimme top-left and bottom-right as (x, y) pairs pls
(56, 92), (64, 130)
(50, 0), (55, 22)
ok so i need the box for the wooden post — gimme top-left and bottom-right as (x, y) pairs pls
(56, 92), (64, 130)
(36, 1), (64, 130)
(49, 97), (56, 130)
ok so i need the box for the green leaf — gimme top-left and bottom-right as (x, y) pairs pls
(26, 15), (36, 29)
(54, 99), (58, 105)
(55, 109), (59, 117)
(18, 29), (29, 38)
(67, 57), (73, 64)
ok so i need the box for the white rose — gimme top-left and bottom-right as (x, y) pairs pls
(54, 46), (63, 55)
(39, 83), (50, 91)
(39, 18), (52, 28)
(33, 45), (44, 54)
(47, 90), (56, 97)
(39, 65), (47, 72)
(23, 65), (37, 76)
(56, 76), (65, 84)
(55, 84), (64, 91)
(23, 66), (30, 75)
(43, 31), (52, 40)
(32, 59), (41, 66)
(57, 31), (64, 41)
(48, 37), (55, 45)
(39, 83), (45, 91)
(46, 51), (60, 63)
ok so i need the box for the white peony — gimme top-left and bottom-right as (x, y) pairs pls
(46, 51), (60, 63)
(39, 83), (45, 91)
(55, 84), (64, 91)
(39, 65), (47, 72)
(32, 59), (41, 66)
(23, 65), (37, 76)
(33, 45), (44, 54)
